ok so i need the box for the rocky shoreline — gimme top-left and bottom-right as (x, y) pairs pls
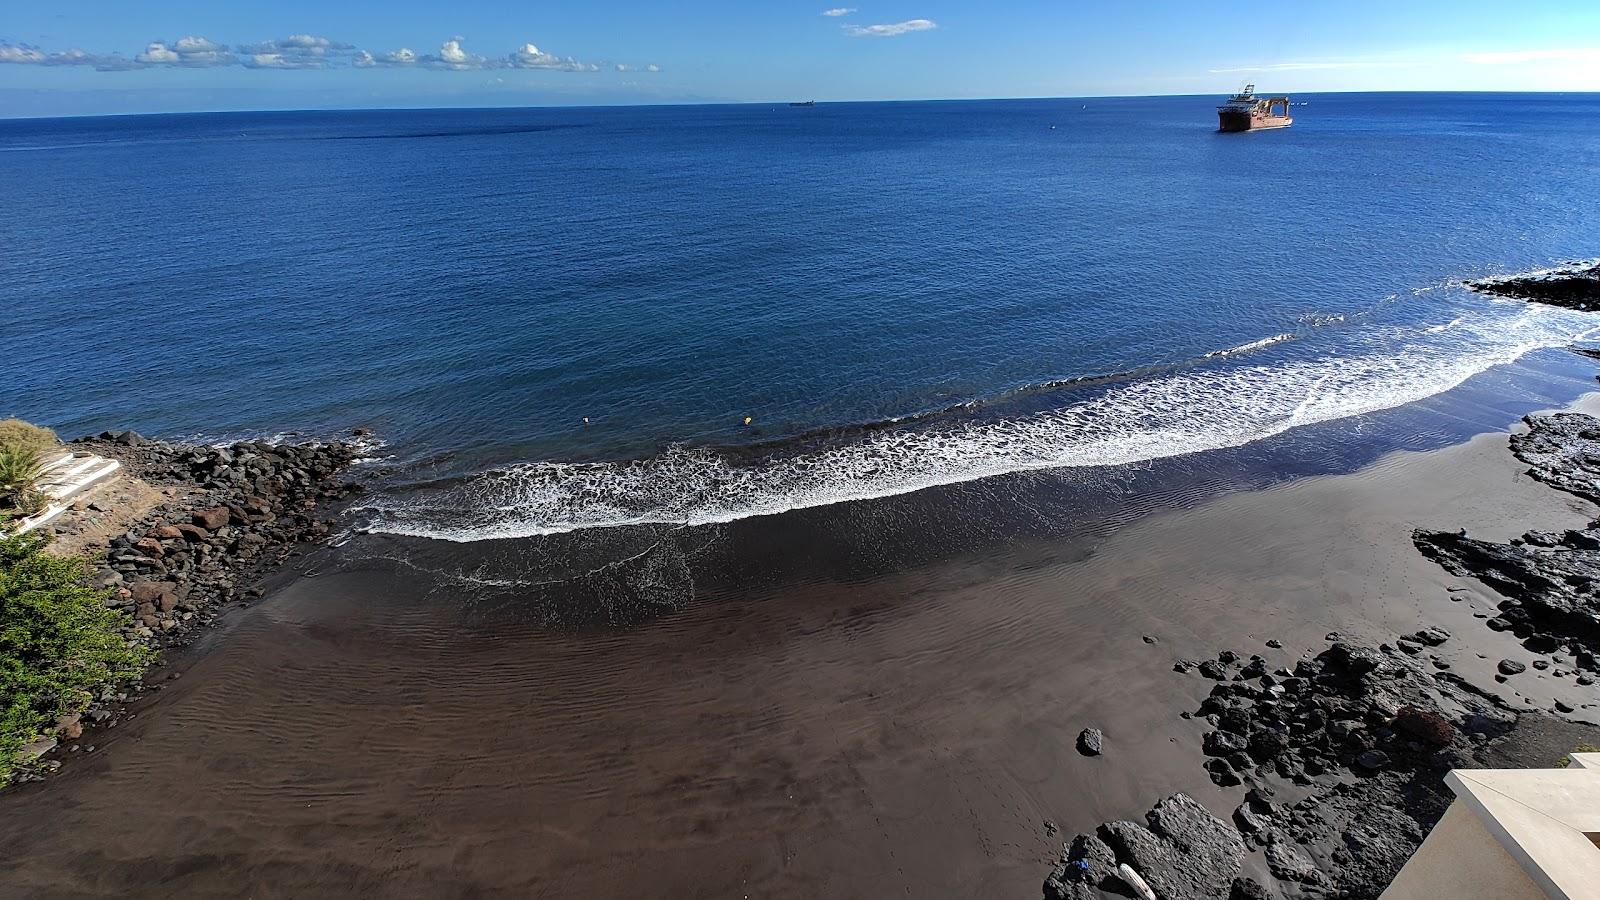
(1466, 262), (1600, 311)
(1414, 413), (1600, 683)
(1043, 408), (1600, 899)
(14, 430), (363, 778)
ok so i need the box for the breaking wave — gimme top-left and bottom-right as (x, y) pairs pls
(354, 293), (1600, 543)
(1203, 332), (1296, 358)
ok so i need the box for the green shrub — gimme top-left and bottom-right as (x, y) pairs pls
(0, 445), (46, 517)
(0, 532), (149, 784)
(0, 419), (59, 455)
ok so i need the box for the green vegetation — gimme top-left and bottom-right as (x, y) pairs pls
(0, 445), (46, 518)
(0, 419), (57, 523)
(0, 532), (149, 784)
(0, 419), (59, 455)
(1558, 742), (1600, 768)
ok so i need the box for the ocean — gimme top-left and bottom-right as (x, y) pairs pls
(5, 93), (1600, 546)
(6, 92), (1600, 898)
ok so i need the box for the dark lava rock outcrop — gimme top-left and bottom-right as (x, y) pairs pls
(1465, 262), (1600, 310)
(1044, 631), (1537, 900)
(1414, 414), (1600, 675)
(1506, 412), (1600, 505)
(1045, 793), (1244, 900)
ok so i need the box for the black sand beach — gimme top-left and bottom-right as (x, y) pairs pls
(4, 366), (1600, 896)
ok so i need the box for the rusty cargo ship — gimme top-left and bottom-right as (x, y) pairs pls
(1216, 84), (1292, 132)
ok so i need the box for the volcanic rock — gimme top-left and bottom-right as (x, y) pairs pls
(1466, 263), (1600, 311)
(1095, 794), (1244, 900)
(1076, 728), (1104, 757)
(191, 506), (231, 530)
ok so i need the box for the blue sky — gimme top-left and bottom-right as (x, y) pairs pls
(2, 1), (1598, 117)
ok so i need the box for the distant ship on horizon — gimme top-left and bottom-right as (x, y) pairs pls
(789, 100), (816, 108)
(1216, 84), (1293, 132)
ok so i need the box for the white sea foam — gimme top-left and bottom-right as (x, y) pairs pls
(1468, 257), (1600, 288)
(1203, 332), (1296, 358)
(355, 303), (1600, 543)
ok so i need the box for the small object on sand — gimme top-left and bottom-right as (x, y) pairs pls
(1117, 863), (1157, 900)
(743, 415), (753, 426)
(1076, 727), (1104, 756)
(1142, 634), (1158, 644)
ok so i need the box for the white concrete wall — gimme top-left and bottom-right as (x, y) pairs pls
(1382, 801), (1547, 900)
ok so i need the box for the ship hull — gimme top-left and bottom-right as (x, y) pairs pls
(1217, 109), (1293, 132)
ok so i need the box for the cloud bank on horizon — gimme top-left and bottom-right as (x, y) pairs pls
(0, 34), (658, 75)
(3, 2), (1597, 115)
(0, 9), (945, 78)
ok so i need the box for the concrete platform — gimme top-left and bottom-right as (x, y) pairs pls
(1383, 753), (1600, 899)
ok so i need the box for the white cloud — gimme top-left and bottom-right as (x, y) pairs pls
(844, 19), (936, 37)
(133, 36), (234, 67)
(40, 48), (90, 66)
(172, 35), (232, 66)
(822, 7), (856, 15)
(377, 47), (419, 66)
(134, 42), (179, 64)
(1208, 60), (1399, 73)
(282, 34), (352, 51)
(1, 33), (633, 76)
(425, 37), (499, 70)
(134, 42), (180, 64)
(645, 63), (660, 72)
(1463, 47), (1600, 65)
(0, 43), (46, 64)
(507, 42), (596, 72)
(236, 34), (357, 68)
(0, 43), (137, 69)
(436, 37), (477, 68)
(243, 52), (324, 70)
(174, 36), (224, 53)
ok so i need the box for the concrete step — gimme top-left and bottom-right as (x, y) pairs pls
(41, 458), (121, 502)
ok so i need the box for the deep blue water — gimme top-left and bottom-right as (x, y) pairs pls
(4, 93), (1600, 540)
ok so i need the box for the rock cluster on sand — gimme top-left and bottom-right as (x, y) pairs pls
(1047, 793), (1245, 900)
(1045, 630), (1529, 900)
(1046, 406), (1600, 900)
(1414, 414), (1600, 685)
(1465, 263), (1600, 311)
(71, 432), (362, 648)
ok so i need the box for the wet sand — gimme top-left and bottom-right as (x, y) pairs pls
(4, 400), (1600, 898)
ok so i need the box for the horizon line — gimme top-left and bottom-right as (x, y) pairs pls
(4, 88), (1599, 122)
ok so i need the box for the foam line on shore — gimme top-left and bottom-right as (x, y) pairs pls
(353, 299), (1600, 543)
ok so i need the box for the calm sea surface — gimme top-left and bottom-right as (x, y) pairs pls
(4, 93), (1600, 540)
